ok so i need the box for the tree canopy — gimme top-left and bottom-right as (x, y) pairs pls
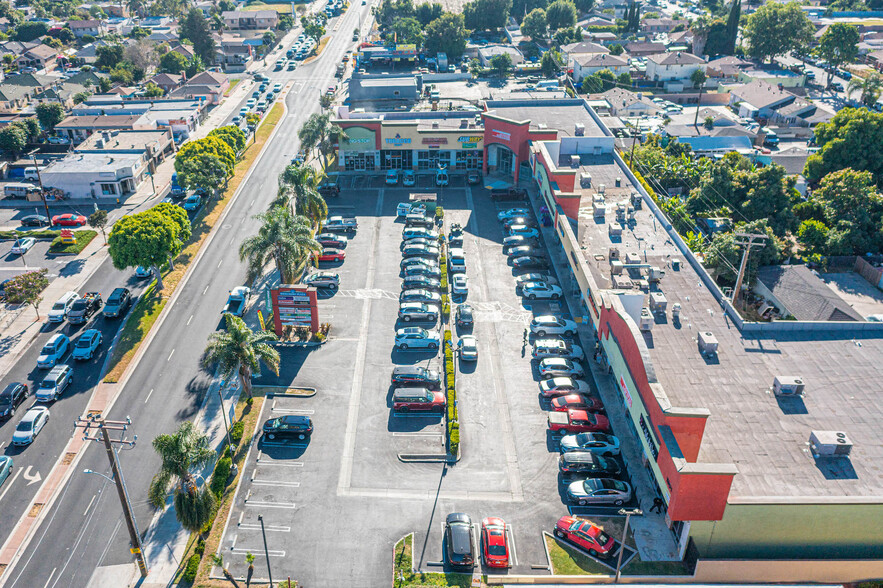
(817, 23), (858, 88)
(811, 168), (883, 255)
(180, 8), (216, 64)
(388, 16), (424, 45)
(209, 125), (246, 154)
(108, 207), (191, 289)
(545, 0), (576, 30)
(520, 8), (547, 39)
(742, 1), (813, 62)
(175, 136), (236, 178)
(35, 102), (64, 131)
(804, 108), (883, 186)
(463, 0), (512, 30)
(424, 12), (469, 58)
(489, 52), (513, 75)
(415, 1), (443, 25)
(3, 269), (48, 318)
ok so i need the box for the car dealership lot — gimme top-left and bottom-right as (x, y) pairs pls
(219, 181), (636, 584)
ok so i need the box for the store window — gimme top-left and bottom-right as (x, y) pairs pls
(100, 183), (117, 195)
(344, 152), (376, 171)
(417, 150), (449, 170)
(455, 150), (482, 170)
(380, 150), (412, 170)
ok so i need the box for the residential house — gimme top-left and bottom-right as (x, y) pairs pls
(75, 128), (175, 172)
(641, 18), (687, 33)
(40, 152), (147, 199)
(624, 41), (666, 57)
(561, 41), (609, 69)
(0, 17), (12, 32)
(729, 80), (797, 120)
(69, 19), (105, 38)
(169, 42), (196, 61)
(54, 113), (155, 143)
(168, 70), (229, 103)
(646, 51), (706, 83)
(737, 67), (806, 88)
(572, 53), (629, 81)
(147, 72), (185, 94)
(0, 41), (40, 55)
(215, 36), (255, 71)
(0, 85), (33, 112)
(478, 45), (524, 67)
(583, 16), (617, 27)
(583, 31), (619, 44)
(594, 87), (662, 117)
(754, 265), (863, 322)
(222, 10), (279, 30)
(14, 45), (59, 72)
(668, 29), (694, 47)
(867, 48), (883, 71)
(706, 55), (751, 79)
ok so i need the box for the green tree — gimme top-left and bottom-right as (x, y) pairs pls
(181, 8), (216, 64)
(202, 313), (280, 401)
(98, 77), (113, 93)
(520, 8), (547, 40)
(847, 72), (882, 107)
(388, 16), (424, 45)
(147, 422), (217, 533)
(796, 219), (829, 256)
(424, 12), (469, 59)
(73, 91), (90, 104)
(415, 1), (443, 25)
(804, 108), (883, 185)
(469, 58), (482, 77)
(175, 136), (236, 177)
(262, 29), (276, 49)
(489, 52), (512, 76)
(279, 13), (294, 30)
(209, 125), (246, 154)
(616, 71), (632, 87)
(96, 43), (124, 69)
(609, 43), (623, 55)
(177, 152), (228, 196)
(159, 49), (189, 73)
(690, 67), (707, 88)
(572, 0), (594, 11)
(109, 65), (134, 85)
(108, 208), (189, 289)
(35, 102), (64, 131)
(144, 81), (164, 97)
(545, 0), (576, 30)
(724, 0), (740, 55)
(12, 21), (48, 42)
(540, 50), (557, 77)
(737, 163), (796, 235)
(699, 19), (729, 57)
(297, 112), (343, 170)
(151, 202), (192, 270)
(3, 268), (48, 318)
(277, 164), (328, 227)
(88, 209), (108, 243)
(813, 168), (883, 254)
(743, 1), (813, 62)
(704, 219), (783, 283)
(129, 25), (151, 39)
(239, 206), (321, 284)
(512, 0), (549, 22)
(0, 124), (27, 157)
(463, 0), (512, 31)
(818, 23), (859, 89)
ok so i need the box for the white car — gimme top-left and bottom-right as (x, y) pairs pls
(560, 432), (621, 456)
(11, 237), (35, 255)
(47, 291), (79, 323)
(508, 225), (540, 239)
(516, 273), (558, 288)
(539, 377), (592, 397)
(11, 406), (49, 446)
(538, 358), (585, 379)
(451, 274), (468, 295)
(394, 327), (440, 351)
(533, 339), (584, 360)
(498, 208), (530, 221)
(457, 335), (478, 361)
(521, 282), (562, 300)
(530, 315), (577, 337)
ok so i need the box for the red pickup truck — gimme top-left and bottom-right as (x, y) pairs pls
(548, 409), (610, 434)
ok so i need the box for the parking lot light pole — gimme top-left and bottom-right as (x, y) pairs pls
(258, 514), (273, 586)
(27, 149), (51, 222)
(614, 508), (642, 583)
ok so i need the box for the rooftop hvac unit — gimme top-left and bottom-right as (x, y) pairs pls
(459, 119), (468, 128)
(609, 247), (620, 260)
(649, 291), (667, 313)
(648, 267), (665, 282)
(639, 308), (654, 331)
(580, 173), (592, 188)
(608, 223), (622, 237)
(598, 184), (606, 194)
(574, 123), (585, 136)
(809, 431), (853, 456)
(610, 260), (623, 275)
(630, 192), (642, 210)
(570, 155), (580, 168)
(698, 331), (718, 355)
(625, 252), (640, 265)
(615, 203), (626, 221)
(773, 376), (805, 397)
(593, 201), (606, 218)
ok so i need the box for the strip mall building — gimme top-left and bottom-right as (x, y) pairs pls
(334, 99), (883, 582)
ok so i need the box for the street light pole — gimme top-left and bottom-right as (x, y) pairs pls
(614, 507), (642, 583)
(218, 386), (233, 451)
(27, 150), (51, 222)
(258, 514), (273, 586)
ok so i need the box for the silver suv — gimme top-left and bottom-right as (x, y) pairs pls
(394, 327), (440, 351)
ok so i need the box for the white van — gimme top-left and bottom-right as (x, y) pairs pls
(47, 291), (80, 323)
(22, 167), (43, 182)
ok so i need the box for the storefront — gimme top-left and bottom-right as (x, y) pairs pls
(339, 124), (379, 171)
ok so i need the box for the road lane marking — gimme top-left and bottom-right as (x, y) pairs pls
(242, 500), (296, 509)
(238, 523), (290, 532)
(144, 388), (154, 403)
(271, 408), (314, 414)
(187, 315), (193, 325)
(217, 259), (223, 268)
(231, 547), (286, 557)
(43, 567), (56, 588)
(83, 494), (96, 516)
(167, 349), (175, 362)
(203, 285), (209, 295)
(0, 469), (22, 503)
(254, 461), (303, 467)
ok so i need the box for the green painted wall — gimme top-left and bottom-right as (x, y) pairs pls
(691, 502), (883, 559)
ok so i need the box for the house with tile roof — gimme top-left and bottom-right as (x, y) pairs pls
(14, 44), (59, 72)
(572, 52), (629, 81)
(646, 51), (706, 82)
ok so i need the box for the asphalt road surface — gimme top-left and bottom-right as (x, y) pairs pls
(0, 1), (374, 585)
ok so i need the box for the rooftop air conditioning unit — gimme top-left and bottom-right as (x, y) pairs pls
(598, 184), (606, 194)
(698, 331), (718, 355)
(639, 308), (654, 331)
(575, 123), (585, 136)
(459, 119), (467, 128)
(570, 155), (580, 168)
(580, 173), (592, 188)
(809, 430), (853, 456)
(773, 376), (805, 397)
(432, 122), (439, 129)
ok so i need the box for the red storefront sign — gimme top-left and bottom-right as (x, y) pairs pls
(271, 285), (319, 335)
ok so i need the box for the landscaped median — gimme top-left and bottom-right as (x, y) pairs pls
(393, 533), (478, 588)
(439, 223), (460, 460)
(103, 102), (285, 383)
(48, 229), (97, 254)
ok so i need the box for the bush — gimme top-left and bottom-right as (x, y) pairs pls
(210, 456), (232, 498)
(182, 553), (200, 582)
(195, 538), (206, 556)
(0, 230), (59, 241)
(435, 205), (444, 218)
(230, 421), (245, 445)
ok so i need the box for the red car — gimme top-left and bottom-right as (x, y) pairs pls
(554, 516), (616, 557)
(547, 409), (609, 434)
(550, 394), (604, 413)
(51, 213), (87, 227)
(316, 248), (345, 262)
(481, 517), (509, 568)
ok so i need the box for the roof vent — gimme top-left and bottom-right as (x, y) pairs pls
(459, 119), (467, 128)
(773, 376), (805, 397)
(698, 331), (718, 356)
(569, 155), (580, 168)
(432, 122), (439, 129)
(574, 123), (585, 136)
(809, 430), (853, 457)
(580, 172), (592, 188)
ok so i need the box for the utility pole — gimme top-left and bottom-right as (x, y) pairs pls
(614, 508), (642, 582)
(258, 514), (273, 586)
(731, 232), (768, 306)
(27, 149), (51, 222)
(628, 118), (640, 165)
(78, 415), (149, 578)
(693, 82), (705, 130)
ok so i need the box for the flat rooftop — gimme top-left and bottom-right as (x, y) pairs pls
(42, 152), (142, 173)
(76, 129), (171, 152)
(485, 99), (605, 137)
(575, 159), (883, 500)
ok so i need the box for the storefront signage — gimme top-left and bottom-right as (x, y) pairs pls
(396, 43), (417, 54)
(458, 136), (482, 143)
(491, 130), (511, 141)
(385, 133), (411, 146)
(342, 126), (377, 151)
(422, 137), (448, 145)
(271, 285), (319, 334)
(639, 415), (659, 460)
(461, 143), (477, 149)
(347, 138), (370, 143)
(619, 375), (632, 408)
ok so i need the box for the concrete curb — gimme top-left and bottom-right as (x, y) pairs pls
(397, 454), (449, 463)
(252, 385), (317, 397)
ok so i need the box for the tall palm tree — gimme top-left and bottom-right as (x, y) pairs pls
(239, 206), (321, 284)
(203, 313), (280, 400)
(276, 164), (328, 228)
(847, 73), (883, 107)
(147, 422), (217, 533)
(297, 113), (345, 171)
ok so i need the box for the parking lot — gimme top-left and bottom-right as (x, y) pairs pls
(218, 177), (641, 584)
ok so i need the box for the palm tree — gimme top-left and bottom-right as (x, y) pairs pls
(297, 113), (345, 170)
(202, 313), (280, 401)
(847, 73), (883, 107)
(276, 164), (328, 228)
(147, 422), (217, 533)
(239, 206), (321, 284)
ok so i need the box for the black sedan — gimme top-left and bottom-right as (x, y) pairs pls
(402, 275), (441, 291)
(20, 215), (49, 227)
(402, 264), (441, 279)
(456, 303), (474, 328)
(508, 245), (544, 259)
(512, 256), (550, 270)
(503, 235), (540, 249)
(0, 382), (29, 419)
(262, 415), (313, 441)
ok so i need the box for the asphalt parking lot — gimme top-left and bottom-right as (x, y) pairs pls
(218, 177), (641, 584)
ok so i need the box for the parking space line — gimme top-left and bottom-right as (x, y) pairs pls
(231, 547), (286, 557)
(250, 479), (300, 487)
(391, 431), (443, 436)
(507, 524), (518, 566)
(238, 523), (290, 532)
(166, 349), (175, 362)
(271, 408), (315, 414)
(243, 501), (296, 509)
(254, 461), (303, 467)
(259, 441), (308, 448)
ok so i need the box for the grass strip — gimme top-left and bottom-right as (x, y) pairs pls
(544, 534), (690, 576)
(304, 36), (330, 64)
(48, 230), (96, 254)
(393, 534), (477, 587)
(242, 1), (293, 12)
(0, 229), (59, 240)
(102, 102), (285, 383)
(224, 78), (241, 96)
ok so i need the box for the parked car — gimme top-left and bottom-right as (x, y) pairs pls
(37, 334), (70, 369)
(559, 450), (621, 478)
(11, 238), (35, 255)
(262, 415), (313, 440)
(402, 170), (416, 186)
(533, 339), (584, 360)
(35, 364), (73, 402)
(497, 208), (530, 221)
(385, 169), (399, 185)
(490, 187), (527, 201)
(467, 170), (482, 185)
(67, 291), (102, 324)
(402, 263), (441, 279)
(401, 227), (438, 240)
(393, 387), (446, 413)
(402, 275), (441, 291)
(390, 366), (441, 388)
(456, 303), (474, 328)
(444, 513), (475, 570)
(394, 327), (440, 350)
(502, 216), (537, 230)
(550, 393), (604, 412)
(554, 516), (616, 557)
(72, 329), (103, 361)
(0, 456), (12, 488)
(567, 477), (631, 506)
(0, 383), (29, 419)
(560, 432), (621, 456)
(457, 335), (478, 361)
(47, 291), (80, 323)
(402, 243), (439, 258)
(515, 273), (557, 289)
(400, 289), (440, 304)
(182, 194), (202, 211)
(324, 215), (358, 232)
(508, 225), (540, 239)
(513, 256), (549, 270)
(316, 248), (345, 262)
(317, 233), (348, 248)
(303, 271), (340, 289)
(548, 409), (609, 434)
(103, 287), (133, 318)
(11, 406), (49, 446)
(539, 377), (592, 397)
(51, 213), (87, 227)
(20, 215), (49, 227)
(451, 274), (468, 295)
(507, 245), (544, 258)
(405, 215), (435, 229)
(435, 169), (449, 186)
(398, 302), (438, 322)
(538, 358), (585, 378)
(503, 234), (539, 249)
(481, 517), (509, 568)
(521, 281), (561, 299)
(531, 315), (577, 337)
(134, 266), (152, 279)
(397, 202), (426, 218)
